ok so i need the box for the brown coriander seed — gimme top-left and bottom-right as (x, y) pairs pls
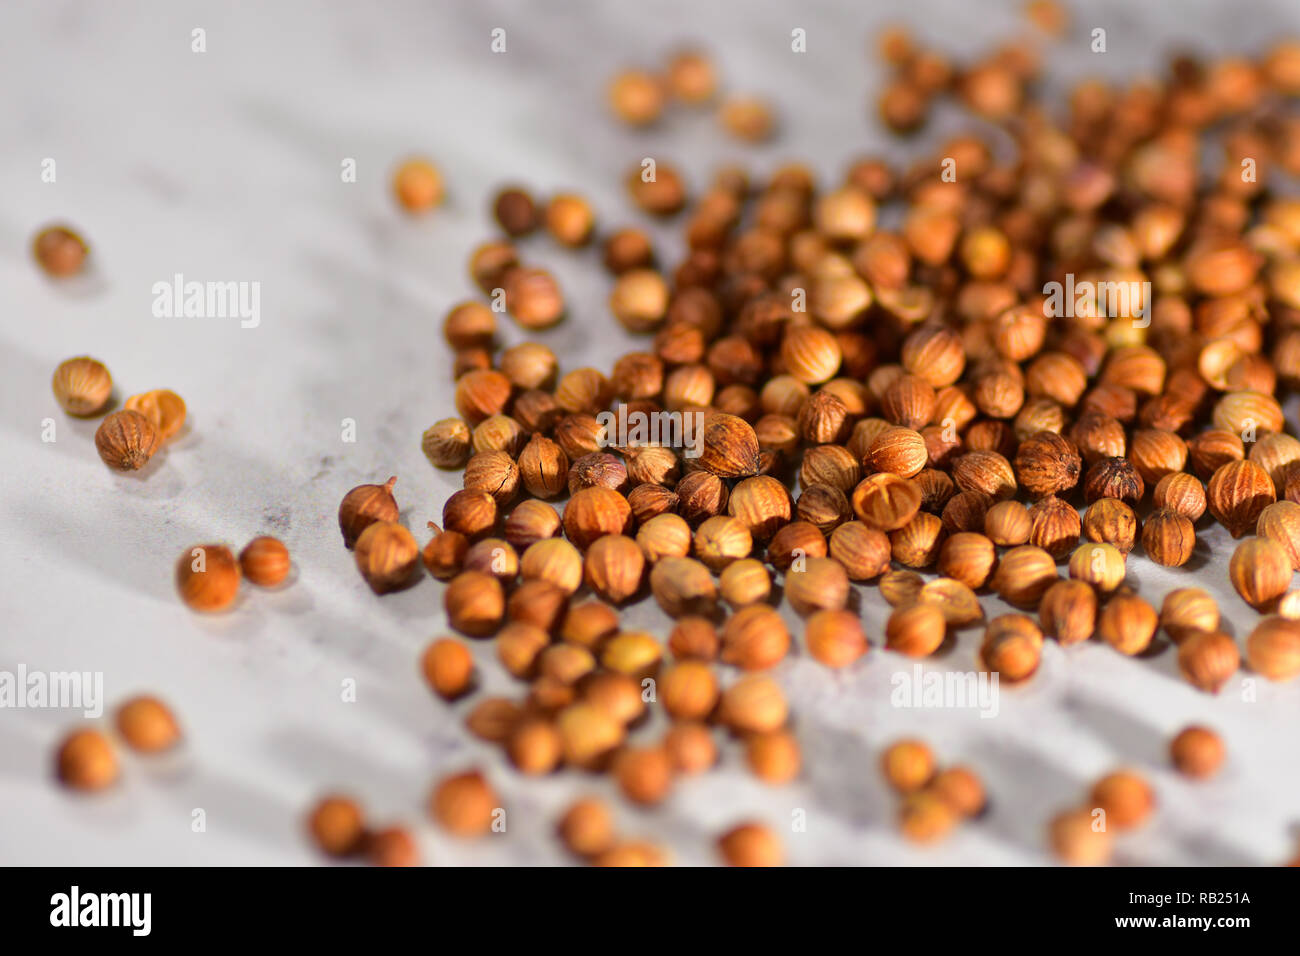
(1013, 430), (1082, 498)
(1082, 497), (1139, 554)
(1090, 771), (1155, 831)
(422, 525), (468, 579)
(608, 69), (665, 126)
(238, 536), (290, 587)
(1245, 616), (1300, 681)
(1256, 500), (1300, 570)
(557, 798), (616, 859)
(870, 426), (928, 479)
(1177, 631), (1240, 693)
(805, 609), (867, 668)
(1140, 509), (1196, 567)
(504, 266), (566, 330)
(603, 227), (655, 275)
(890, 511), (945, 568)
(1068, 542), (1127, 593)
(33, 225), (88, 277)
(1049, 807), (1113, 866)
(122, 389), (186, 443)
(828, 521), (892, 580)
(339, 476), (399, 548)
(1160, 587), (1220, 643)
(983, 500), (1030, 546)
(55, 728), (117, 791)
(919, 577), (983, 627)
(610, 269), (670, 333)
(503, 500), (560, 553)
(583, 534), (644, 603)
(115, 696), (181, 753)
(175, 544), (240, 612)
(719, 95), (776, 142)
(991, 545), (1058, 608)
(667, 616), (720, 660)
(422, 419), (472, 469)
(421, 638), (475, 700)
(718, 822), (783, 867)
(366, 827), (418, 865)
(430, 770), (499, 837)
(558, 703), (625, 769)
(562, 486), (632, 550)
(1027, 495), (1081, 560)
(899, 792), (957, 844)
(613, 746), (675, 805)
(94, 409), (160, 471)
(500, 343), (558, 393)
(721, 605), (790, 670)
(492, 186), (538, 237)
(718, 674), (788, 735)
(444, 570), (506, 636)
(636, 513), (692, 563)
(851, 473), (922, 532)
(719, 558), (772, 608)
(880, 569), (924, 608)
(1229, 537), (1292, 609)
(928, 766), (986, 819)
(649, 556), (717, 618)
(557, 601), (618, 651)
(592, 840), (668, 867)
(785, 556), (850, 616)
(545, 193), (595, 247)
(1039, 579), (1097, 646)
(745, 729), (801, 784)
(1098, 593), (1158, 656)
(1170, 726), (1225, 779)
(729, 475), (792, 541)
(306, 795), (365, 857)
(1207, 460), (1276, 538)
(1083, 456), (1144, 506)
(507, 719), (563, 775)
(392, 157), (444, 212)
(660, 661), (719, 720)
(767, 521), (827, 571)
(693, 515), (753, 571)
(1152, 471), (1206, 521)
(521, 537), (583, 595)
(354, 522), (419, 594)
(978, 614), (1043, 683)
(52, 356), (112, 416)
(881, 739), (936, 794)
(885, 603), (946, 658)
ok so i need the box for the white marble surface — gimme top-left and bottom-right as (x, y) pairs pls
(2, 0), (1299, 866)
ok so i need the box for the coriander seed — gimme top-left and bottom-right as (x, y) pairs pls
(307, 795), (365, 857)
(175, 544), (240, 612)
(55, 728), (117, 791)
(115, 696), (181, 753)
(718, 822), (783, 867)
(422, 638), (475, 700)
(1177, 630), (1240, 693)
(94, 409), (160, 471)
(52, 356), (112, 416)
(430, 770), (499, 837)
(444, 570), (505, 636)
(1170, 726), (1225, 779)
(339, 477), (399, 548)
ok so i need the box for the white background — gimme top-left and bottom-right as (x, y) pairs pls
(2, 0), (1298, 866)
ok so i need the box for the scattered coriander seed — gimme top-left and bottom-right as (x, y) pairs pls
(422, 525), (468, 580)
(55, 728), (117, 791)
(899, 792), (957, 844)
(339, 477), (399, 549)
(719, 95), (776, 142)
(558, 703), (625, 769)
(828, 521), (892, 579)
(693, 515), (753, 571)
(504, 266), (566, 329)
(562, 486), (632, 549)
(1049, 807), (1112, 866)
(444, 570), (505, 636)
(94, 409), (160, 471)
(493, 186), (538, 237)
(392, 157), (444, 213)
(593, 840), (667, 867)
(557, 798), (615, 858)
(881, 739), (936, 794)
(354, 521), (419, 594)
(745, 729), (801, 784)
(718, 674), (788, 735)
(1152, 471), (1207, 521)
(608, 69), (665, 126)
(430, 770), (499, 837)
(928, 766), (986, 818)
(1068, 542), (1127, 593)
(649, 556), (717, 617)
(175, 544), (240, 613)
(666, 48), (717, 104)
(851, 473), (922, 531)
(805, 608), (867, 668)
(521, 538), (584, 595)
(885, 603), (946, 658)
(614, 745), (675, 805)
(880, 569), (925, 607)
(1160, 587), (1220, 643)
(239, 536), (290, 587)
(1098, 592), (1158, 656)
(667, 616), (720, 661)
(115, 696), (180, 753)
(1229, 537), (1292, 609)
(1082, 497), (1139, 554)
(784, 556), (850, 615)
(545, 193), (595, 247)
(508, 579), (569, 634)
(718, 822), (783, 867)
(1177, 631), (1240, 693)
(507, 718), (563, 775)
(52, 356), (112, 416)
(1090, 771), (1155, 831)
(580, 671), (645, 725)
(1170, 726), (1225, 779)
(365, 827), (418, 866)
(937, 532), (996, 589)
(721, 604), (790, 670)
(503, 500), (561, 552)
(421, 638), (475, 700)
(718, 558), (772, 608)
(33, 225), (88, 277)
(601, 630), (664, 681)
(1140, 509), (1196, 567)
(1246, 616), (1300, 681)
(307, 796), (366, 859)
(583, 534), (644, 603)
(1256, 500), (1300, 570)
(978, 614), (1042, 682)
(1039, 579), (1097, 646)
(1208, 460), (1276, 538)
(991, 545), (1058, 608)
(610, 269), (670, 333)
(984, 500), (1031, 546)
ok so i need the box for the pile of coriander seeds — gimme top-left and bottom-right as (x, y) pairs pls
(341, 26), (1300, 866)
